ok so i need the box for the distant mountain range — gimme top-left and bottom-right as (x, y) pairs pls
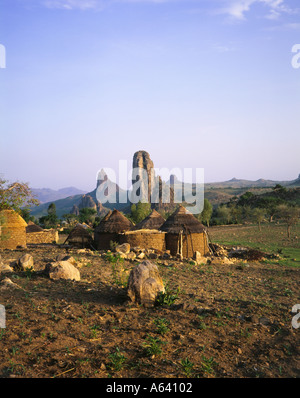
(204, 175), (300, 188)
(29, 174), (300, 219)
(32, 187), (87, 204)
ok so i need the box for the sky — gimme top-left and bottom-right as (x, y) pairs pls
(0, 0), (299, 191)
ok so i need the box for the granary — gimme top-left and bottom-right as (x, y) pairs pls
(64, 223), (94, 249)
(160, 205), (210, 258)
(26, 221), (59, 244)
(94, 209), (133, 250)
(119, 209), (166, 251)
(119, 229), (166, 252)
(0, 209), (27, 249)
(132, 209), (166, 231)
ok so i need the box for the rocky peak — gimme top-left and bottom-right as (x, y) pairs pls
(132, 150), (155, 203)
(78, 195), (97, 210)
(131, 150), (175, 211)
(71, 204), (80, 216)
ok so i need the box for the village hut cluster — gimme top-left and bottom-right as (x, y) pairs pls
(0, 205), (210, 259)
(93, 205), (210, 258)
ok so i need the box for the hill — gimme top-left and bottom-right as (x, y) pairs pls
(30, 175), (300, 219)
(32, 187), (87, 204)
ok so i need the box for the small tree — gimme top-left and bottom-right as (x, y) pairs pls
(0, 177), (39, 240)
(241, 205), (253, 224)
(251, 208), (266, 231)
(229, 205), (243, 224)
(0, 177), (39, 212)
(39, 203), (59, 228)
(79, 207), (97, 225)
(130, 202), (151, 224)
(276, 204), (300, 238)
(20, 208), (36, 223)
(216, 205), (232, 225)
(62, 213), (79, 225)
(199, 199), (213, 227)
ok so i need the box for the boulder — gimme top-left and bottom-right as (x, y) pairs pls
(127, 260), (165, 307)
(194, 251), (208, 265)
(0, 277), (22, 290)
(137, 252), (145, 260)
(46, 261), (80, 281)
(55, 255), (77, 266)
(219, 256), (234, 265)
(0, 263), (14, 274)
(18, 254), (34, 271)
(115, 243), (130, 254)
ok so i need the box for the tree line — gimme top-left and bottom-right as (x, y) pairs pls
(1, 177), (299, 238)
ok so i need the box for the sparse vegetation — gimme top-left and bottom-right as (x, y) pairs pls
(156, 284), (180, 306)
(0, 221), (299, 378)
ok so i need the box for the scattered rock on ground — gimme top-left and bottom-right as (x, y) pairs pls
(115, 243), (130, 254)
(219, 256), (234, 265)
(125, 252), (136, 261)
(55, 255), (77, 266)
(148, 253), (158, 260)
(127, 260), (165, 307)
(18, 254), (34, 271)
(194, 251), (209, 265)
(46, 260), (80, 281)
(0, 277), (22, 290)
(0, 263), (14, 274)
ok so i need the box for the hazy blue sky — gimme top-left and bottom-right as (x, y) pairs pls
(0, 0), (299, 191)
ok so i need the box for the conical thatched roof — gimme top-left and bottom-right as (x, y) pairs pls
(95, 209), (133, 233)
(26, 221), (44, 233)
(64, 223), (93, 244)
(102, 210), (112, 222)
(160, 205), (206, 234)
(133, 209), (165, 231)
(0, 209), (27, 228)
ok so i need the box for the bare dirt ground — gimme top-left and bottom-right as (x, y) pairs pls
(0, 236), (299, 379)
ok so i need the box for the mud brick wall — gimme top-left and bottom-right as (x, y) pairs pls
(119, 232), (166, 251)
(26, 230), (58, 244)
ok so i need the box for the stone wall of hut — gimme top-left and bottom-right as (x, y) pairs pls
(165, 232), (209, 258)
(0, 227), (27, 249)
(119, 231), (166, 251)
(26, 230), (58, 244)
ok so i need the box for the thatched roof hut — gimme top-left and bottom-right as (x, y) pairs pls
(64, 223), (94, 248)
(132, 209), (165, 231)
(160, 205), (209, 257)
(26, 221), (44, 233)
(0, 209), (27, 249)
(94, 209), (133, 250)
